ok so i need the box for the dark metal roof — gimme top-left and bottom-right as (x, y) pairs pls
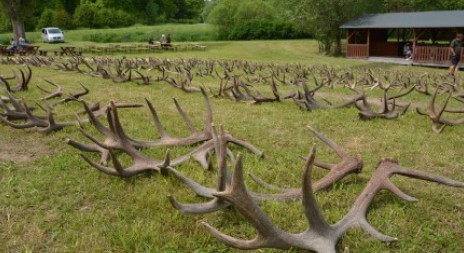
(340, 10), (464, 29)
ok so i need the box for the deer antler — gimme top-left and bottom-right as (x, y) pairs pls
(201, 148), (464, 253)
(416, 89), (464, 133)
(0, 91), (40, 120)
(355, 88), (410, 120)
(168, 126), (358, 214)
(0, 100), (75, 134)
(37, 80), (63, 100)
(250, 126), (362, 201)
(68, 89), (263, 175)
(51, 83), (89, 107)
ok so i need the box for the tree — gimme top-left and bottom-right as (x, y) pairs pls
(278, 0), (382, 55)
(0, 0), (35, 41)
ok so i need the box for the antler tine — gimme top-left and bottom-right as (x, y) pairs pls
(169, 194), (229, 214)
(387, 85), (415, 100)
(145, 98), (169, 139)
(166, 166), (217, 198)
(37, 105), (74, 134)
(0, 75), (12, 92)
(251, 127), (361, 201)
(392, 163), (464, 188)
(173, 98), (197, 133)
(435, 90), (453, 120)
(108, 101), (133, 144)
(81, 100), (112, 135)
(224, 136), (264, 158)
(381, 89), (389, 113)
(200, 86), (213, 135)
(167, 125), (234, 214)
(428, 88), (440, 116)
(307, 126), (348, 159)
(216, 126), (232, 191)
(202, 154), (287, 250)
(336, 159), (464, 243)
(302, 146), (332, 233)
(38, 80), (63, 100)
(79, 149), (125, 177)
(0, 100), (48, 129)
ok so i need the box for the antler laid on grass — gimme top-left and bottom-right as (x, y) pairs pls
(0, 65), (32, 92)
(416, 89), (464, 133)
(51, 83), (89, 107)
(0, 101), (75, 134)
(0, 91), (40, 120)
(67, 88), (263, 176)
(250, 126), (363, 201)
(200, 148), (464, 253)
(37, 80), (63, 100)
(167, 126), (361, 214)
(355, 88), (411, 120)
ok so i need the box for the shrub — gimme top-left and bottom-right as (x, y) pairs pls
(73, 3), (99, 28)
(53, 9), (74, 29)
(208, 0), (310, 40)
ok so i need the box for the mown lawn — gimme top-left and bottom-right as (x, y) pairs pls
(0, 40), (463, 253)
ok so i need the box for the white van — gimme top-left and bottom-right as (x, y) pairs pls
(41, 27), (65, 43)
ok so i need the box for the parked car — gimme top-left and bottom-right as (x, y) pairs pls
(41, 27), (65, 43)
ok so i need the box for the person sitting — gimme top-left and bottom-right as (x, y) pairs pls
(148, 37), (154, 45)
(7, 38), (17, 53)
(18, 36), (29, 52)
(160, 34), (167, 44)
(403, 43), (413, 60)
(160, 34), (171, 49)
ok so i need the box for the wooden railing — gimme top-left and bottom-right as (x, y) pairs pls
(413, 46), (454, 65)
(346, 44), (369, 59)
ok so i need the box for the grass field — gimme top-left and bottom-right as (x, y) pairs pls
(0, 24), (216, 44)
(1, 40), (464, 253)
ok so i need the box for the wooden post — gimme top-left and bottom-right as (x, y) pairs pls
(367, 29), (370, 58)
(346, 29), (349, 57)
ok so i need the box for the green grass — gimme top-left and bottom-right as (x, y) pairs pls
(1, 40), (463, 253)
(0, 24), (217, 44)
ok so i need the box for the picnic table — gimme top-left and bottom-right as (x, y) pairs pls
(0, 45), (9, 56)
(60, 46), (78, 56)
(25, 45), (40, 55)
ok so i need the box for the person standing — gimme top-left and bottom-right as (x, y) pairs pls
(449, 33), (463, 76)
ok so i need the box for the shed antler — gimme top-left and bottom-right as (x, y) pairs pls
(250, 126), (363, 201)
(201, 149), (464, 253)
(416, 89), (464, 133)
(167, 126), (360, 214)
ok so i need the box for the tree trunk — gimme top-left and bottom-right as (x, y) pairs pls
(11, 18), (25, 41)
(1, 0), (29, 42)
(334, 33), (342, 55)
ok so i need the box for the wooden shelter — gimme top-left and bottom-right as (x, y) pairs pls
(340, 10), (464, 67)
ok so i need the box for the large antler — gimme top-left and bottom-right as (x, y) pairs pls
(0, 100), (75, 134)
(250, 126), (363, 201)
(201, 149), (464, 253)
(416, 89), (464, 133)
(355, 89), (410, 120)
(51, 83), (89, 107)
(168, 126), (360, 214)
(37, 80), (63, 100)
